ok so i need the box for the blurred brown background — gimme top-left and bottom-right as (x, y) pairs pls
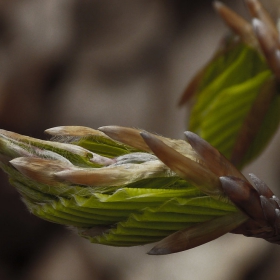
(0, 0), (280, 279)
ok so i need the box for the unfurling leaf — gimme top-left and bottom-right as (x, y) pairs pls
(180, 0), (280, 168)
(1, 126), (280, 254)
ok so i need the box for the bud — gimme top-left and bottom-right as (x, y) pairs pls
(1, 126), (280, 254)
(179, 0), (280, 168)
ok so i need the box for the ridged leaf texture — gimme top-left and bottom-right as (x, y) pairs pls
(0, 127), (238, 247)
(187, 42), (280, 168)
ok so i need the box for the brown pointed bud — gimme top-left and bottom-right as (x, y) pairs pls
(246, 0), (279, 46)
(259, 195), (277, 226)
(184, 131), (246, 180)
(140, 131), (222, 197)
(249, 173), (274, 197)
(99, 126), (196, 159)
(220, 173), (280, 243)
(213, 1), (258, 47)
(219, 176), (265, 222)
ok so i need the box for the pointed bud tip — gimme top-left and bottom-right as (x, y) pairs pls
(219, 176), (238, 190)
(10, 157), (26, 169)
(139, 131), (150, 140)
(219, 176), (228, 183)
(248, 173), (261, 188)
(98, 126), (125, 139)
(46, 126), (103, 137)
(140, 131), (161, 151)
(248, 173), (257, 180)
(44, 127), (63, 135)
(183, 131), (200, 144)
(183, 130), (194, 138)
(183, 131), (206, 152)
(98, 126), (118, 133)
(98, 126), (109, 132)
(147, 246), (172, 255)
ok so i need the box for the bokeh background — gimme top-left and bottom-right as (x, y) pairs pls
(0, 0), (280, 279)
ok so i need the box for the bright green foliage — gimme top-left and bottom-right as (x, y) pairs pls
(0, 128), (238, 247)
(187, 41), (280, 168)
